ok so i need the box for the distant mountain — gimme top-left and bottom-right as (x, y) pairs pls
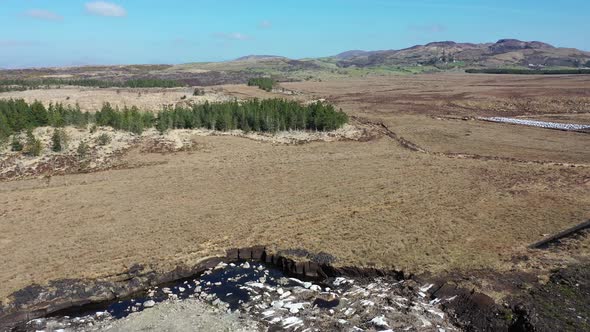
(334, 39), (590, 68)
(234, 55), (286, 61)
(333, 50), (373, 60)
(3, 39), (588, 74)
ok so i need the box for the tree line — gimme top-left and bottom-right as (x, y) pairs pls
(0, 98), (348, 141)
(0, 78), (186, 89)
(0, 86), (29, 93)
(465, 68), (590, 75)
(0, 99), (89, 138)
(155, 99), (348, 133)
(247, 77), (275, 92)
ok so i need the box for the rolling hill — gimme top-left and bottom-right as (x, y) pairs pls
(1, 39), (589, 86)
(333, 39), (590, 68)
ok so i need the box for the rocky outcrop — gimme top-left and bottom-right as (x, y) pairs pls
(5, 245), (582, 332)
(23, 261), (458, 332)
(0, 246), (408, 330)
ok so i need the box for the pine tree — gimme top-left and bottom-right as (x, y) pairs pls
(51, 128), (67, 152)
(77, 141), (89, 159)
(24, 130), (42, 156)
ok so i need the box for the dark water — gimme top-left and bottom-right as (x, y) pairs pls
(48, 262), (294, 320)
(312, 297), (340, 309)
(197, 262), (288, 310)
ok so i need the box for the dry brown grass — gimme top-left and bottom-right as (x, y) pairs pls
(283, 74), (590, 116)
(283, 74), (590, 164)
(0, 86), (231, 112)
(1, 136), (588, 301)
(0, 73), (589, 302)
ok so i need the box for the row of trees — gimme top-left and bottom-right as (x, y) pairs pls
(0, 86), (29, 93)
(0, 99), (90, 138)
(155, 99), (349, 133)
(247, 77), (275, 92)
(1, 98), (349, 140)
(0, 78), (186, 89)
(95, 103), (155, 134)
(0, 99), (156, 137)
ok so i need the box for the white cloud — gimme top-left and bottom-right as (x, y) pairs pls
(258, 20), (272, 29)
(213, 32), (253, 41)
(85, 1), (127, 17)
(25, 9), (63, 21)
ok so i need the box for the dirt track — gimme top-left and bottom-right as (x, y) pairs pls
(1, 74), (589, 307)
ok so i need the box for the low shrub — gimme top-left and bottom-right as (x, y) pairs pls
(11, 136), (23, 152)
(96, 133), (111, 146)
(77, 141), (89, 158)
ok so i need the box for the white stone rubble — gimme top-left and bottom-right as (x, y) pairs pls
(480, 117), (590, 131)
(27, 262), (459, 332)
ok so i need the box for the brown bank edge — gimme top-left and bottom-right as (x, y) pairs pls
(0, 246), (530, 331)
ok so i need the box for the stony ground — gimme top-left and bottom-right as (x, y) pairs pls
(27, 300), (261, 332)
(99, 300), (261, 332)
(27, 262), (457, 332)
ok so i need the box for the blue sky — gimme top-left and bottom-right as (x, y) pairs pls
(1, 0), (589, 68)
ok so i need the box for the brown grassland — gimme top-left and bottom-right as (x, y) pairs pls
(0, 73), (589, 304)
